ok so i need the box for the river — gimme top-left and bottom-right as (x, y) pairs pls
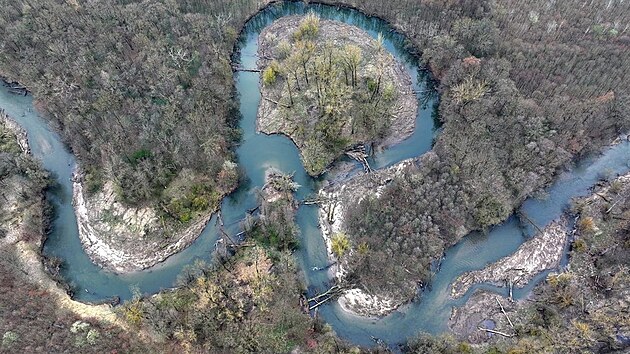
(1, 1), (629, 349)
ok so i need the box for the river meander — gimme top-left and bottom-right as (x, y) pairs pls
(1, 1), (629, 349)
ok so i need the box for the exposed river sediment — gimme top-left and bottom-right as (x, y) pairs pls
(1, 1), (629, 349)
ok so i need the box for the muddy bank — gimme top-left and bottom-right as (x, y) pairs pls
(450, 171), (630, 349)
(5, 231), (120, 326)
(449, 290), (519, 344)
(450, 219), (568, 299)
(72, 175), (216, 273)
(0, 109), (120, 325)
(256, 15), (417, 175)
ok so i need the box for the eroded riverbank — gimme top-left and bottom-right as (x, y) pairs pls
(72, 177), (219, 273)
(450, 219), (568, 299)
(448, 171), (630, 351)
(3, 2), (629, 350)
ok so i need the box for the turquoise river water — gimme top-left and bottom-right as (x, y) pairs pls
(1, 1), (629, 349)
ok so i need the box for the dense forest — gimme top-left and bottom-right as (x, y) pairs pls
(333, 0), (630, 302)
(2, 0), (626, 292)
(0, 0), (629, 352)
(0, 0), (267, 224)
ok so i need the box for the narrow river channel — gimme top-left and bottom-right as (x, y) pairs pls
(1, 1), (629, 349)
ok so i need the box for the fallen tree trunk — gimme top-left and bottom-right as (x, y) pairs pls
(307, 285), (341, 302)
(496, 296), (515, 329)
(309, 295), (337, 310)
(263, 96), (291, 108)
(233, 67), (261, 72)
(345, 145), (372, 173)
(477, 327), (515, 338)
(519, 211), (544, 234)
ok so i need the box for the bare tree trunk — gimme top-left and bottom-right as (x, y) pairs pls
(286, 79), (294, 106)
(496, 296), (515, 328)
(477, 327), (514, 337)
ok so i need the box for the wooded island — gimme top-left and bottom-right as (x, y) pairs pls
(257, 14), (417, 175)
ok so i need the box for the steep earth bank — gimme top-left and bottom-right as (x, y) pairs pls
(72, 176), (222, 273)
(0, 110), (124, 330)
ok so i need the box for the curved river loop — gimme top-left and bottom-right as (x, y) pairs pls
(1, 1), (629, 349)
